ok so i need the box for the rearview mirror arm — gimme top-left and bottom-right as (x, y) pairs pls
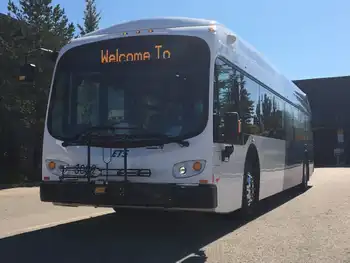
(23, 47), (58, 64)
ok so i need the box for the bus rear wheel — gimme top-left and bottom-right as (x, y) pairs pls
(299, 161), (309, 191)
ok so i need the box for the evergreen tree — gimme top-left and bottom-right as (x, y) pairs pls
(77, 0), (101, 36)
(8, 0), (75, 48)
(0, 0), (75, 182)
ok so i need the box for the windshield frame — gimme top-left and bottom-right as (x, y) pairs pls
(46, 34), (211, 144)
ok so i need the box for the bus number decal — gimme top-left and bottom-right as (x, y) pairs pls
(111, 149), (129, 158)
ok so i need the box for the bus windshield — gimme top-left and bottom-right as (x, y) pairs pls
(47, 35), (210, 142)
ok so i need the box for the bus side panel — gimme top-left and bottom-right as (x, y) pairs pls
(212, 144), (247, 213)
(252, 136), (286, 200)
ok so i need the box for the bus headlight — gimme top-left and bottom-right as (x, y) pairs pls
(45, 159), (69, 176)
(173, 160), (206, 178)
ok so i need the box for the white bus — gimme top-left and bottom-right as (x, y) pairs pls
(19, 17), (314, 216)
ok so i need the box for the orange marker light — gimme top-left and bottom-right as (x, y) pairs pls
(192, 161), (202, 171)
(148, 29), (154, 33)
(48, 161), (56, 170)
(208, 27), (216, 33)
(199, 179), (208, 184)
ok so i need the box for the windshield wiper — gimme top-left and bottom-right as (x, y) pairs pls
(61, 126), (189, 147)
(61, 126), (129, 147)
(168, 138), (189, 147)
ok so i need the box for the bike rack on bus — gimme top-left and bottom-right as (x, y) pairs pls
(59, 133), (151, 183)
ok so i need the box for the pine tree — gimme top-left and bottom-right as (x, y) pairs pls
(6, 0), (76, 122)
(78, 0), (101, 36)
(0, 0), (76, 182)
(7, 0), (75, 48)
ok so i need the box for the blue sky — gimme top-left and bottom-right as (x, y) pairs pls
(1, 0), (349, 80)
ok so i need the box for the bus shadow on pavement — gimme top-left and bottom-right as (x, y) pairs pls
(0, 185), (311, 263)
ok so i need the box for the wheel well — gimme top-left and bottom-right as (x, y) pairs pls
(245, 145), (260, 169)
(245, 144), (260, 197)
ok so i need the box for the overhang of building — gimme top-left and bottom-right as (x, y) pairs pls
(294, 76), (350, 129)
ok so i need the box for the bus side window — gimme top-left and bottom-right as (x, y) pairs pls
(213, 58), (239, 143)
(240, 76), (260, 136)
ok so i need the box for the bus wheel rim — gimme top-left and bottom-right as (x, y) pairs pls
(246, 171), (255, 206)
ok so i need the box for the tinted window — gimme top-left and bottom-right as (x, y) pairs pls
(47, 35), (210, 141)
(241, 76), (260, 135)
(213, 57), (311, 144)
(213, 58), (239, 142)
(260, 89), (273, 137)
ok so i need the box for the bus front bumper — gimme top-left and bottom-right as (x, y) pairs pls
(40, 181), (217, 209)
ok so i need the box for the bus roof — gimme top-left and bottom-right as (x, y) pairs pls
(69, 17), (307, 104)
(83, 17), (221, 37)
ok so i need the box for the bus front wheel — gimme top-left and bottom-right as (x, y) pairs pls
(240, 158), (259, 218)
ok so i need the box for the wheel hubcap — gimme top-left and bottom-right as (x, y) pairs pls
(246, 171), (255, 207)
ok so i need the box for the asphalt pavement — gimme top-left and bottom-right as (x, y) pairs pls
(0, 168), (350, 263)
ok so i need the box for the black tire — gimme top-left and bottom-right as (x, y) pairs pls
(239, 160), (259, 218)
(209, 156), (259, 221)
(300, 161), (309, 191)
(113, 207), (135, 216)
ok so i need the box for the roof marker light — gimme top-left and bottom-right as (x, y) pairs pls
(208, 26), (216, 33)
(148, 29), (154, 33)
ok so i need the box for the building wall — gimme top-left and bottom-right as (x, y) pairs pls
(294, 76), (350, 166)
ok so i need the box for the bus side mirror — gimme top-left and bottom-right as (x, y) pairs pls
(17, 47), (58, 84)
(18, 63), (36, 83)
(224, 112), (241, 144)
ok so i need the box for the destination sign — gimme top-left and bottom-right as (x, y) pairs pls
(100, 45), (171, 64)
